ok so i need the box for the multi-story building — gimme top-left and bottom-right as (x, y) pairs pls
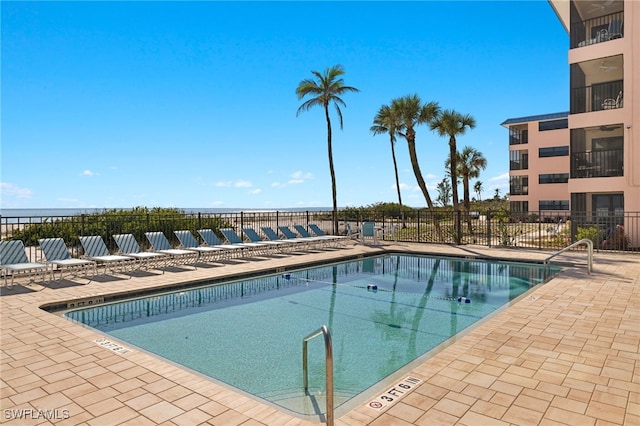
(506, 0), (638, 247)
(502, 112), (570, 219)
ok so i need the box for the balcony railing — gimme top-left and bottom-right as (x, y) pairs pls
(571, 148), (623, 179)
(571, 11), (624, 49)
(570, 80), (623, 114)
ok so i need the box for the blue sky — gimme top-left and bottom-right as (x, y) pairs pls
(1, 1), (568, 210)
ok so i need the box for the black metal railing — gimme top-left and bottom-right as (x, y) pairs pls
(571, 10), (624, 49)
(571, 148), (623, 178)
(2, 208), (638, 257)
(570, 80), (623, 114)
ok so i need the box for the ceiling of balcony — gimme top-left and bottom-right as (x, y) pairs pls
(575, 0), (624, 20)
(580, 55), (623, 83)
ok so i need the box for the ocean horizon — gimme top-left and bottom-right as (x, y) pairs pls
(0, 207), (335, 218)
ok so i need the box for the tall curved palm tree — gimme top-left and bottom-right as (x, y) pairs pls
(390, 95), (441, 236)
(457, 146), (487, 233)
(371, 104), (405, 227)
(296, 65), (359, 234)
(430, 110), (476, 214)
(474, 180), (483, 201)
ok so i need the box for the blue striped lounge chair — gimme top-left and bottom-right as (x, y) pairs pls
(38, 238), (97, 281)
(113, 234), (169, 273)
(174, 230), (224, 262)
(144, 232), (199, 268)
(260, 226), (307, 251)
(294, 225), (345, 248)
(279, 226), (325, 250)
(242, 228), (291, 252)
(219, 228), (269, 255)
(197, 229), (245, 258)
(79, 236), (136, 275)
(0, 240), (48, 288)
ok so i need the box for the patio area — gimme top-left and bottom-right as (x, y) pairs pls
(1, 242), (638, 425)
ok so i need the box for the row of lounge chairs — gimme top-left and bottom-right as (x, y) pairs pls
(0, 225), (348, 287)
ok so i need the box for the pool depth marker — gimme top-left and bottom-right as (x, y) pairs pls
(366, 376), (422, 412)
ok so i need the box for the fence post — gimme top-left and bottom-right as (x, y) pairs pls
(538, 215), (542, 250)
(198, 212), (202, 230)
(486, 211), (491, 247)
(456, 210), (462, 245)
(417, 210), (421, 243)
(81, 214), (86, 237)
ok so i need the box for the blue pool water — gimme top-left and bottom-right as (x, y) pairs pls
(65, 254), (561, 417)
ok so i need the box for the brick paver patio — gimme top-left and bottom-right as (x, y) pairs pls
(1, 243), (638, 425)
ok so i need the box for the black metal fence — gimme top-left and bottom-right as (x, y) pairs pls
(1, 208), (638, 261)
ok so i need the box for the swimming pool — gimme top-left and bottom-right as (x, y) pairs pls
(65, 253), (561, 419)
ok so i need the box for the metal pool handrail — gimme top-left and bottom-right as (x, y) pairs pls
(302, 325), (334, 426)
(544, 238), (593, 274)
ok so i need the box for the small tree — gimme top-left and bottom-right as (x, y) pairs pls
(436, 178), (452, 207)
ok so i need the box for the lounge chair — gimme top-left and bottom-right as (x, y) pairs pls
(144, 232), (199, 268)
(113, 234), (168, 272)
(38, 237), (97, 281)
(79, 236), (136, 275)
(174, 230), (224, 262)
(278, 226), (325, 250)
(197, 229), (245, 258)
(361, 221), (379, 245)
(0, 240), (48, 287)
(294, 225), (345, 247)
(260, 226), (307, 251)
(219, 228), (269, 255)
(242, 228), (291, 252)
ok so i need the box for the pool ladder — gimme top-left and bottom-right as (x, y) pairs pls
(302, 325), (334, 426)
(544, 238), (593, 274)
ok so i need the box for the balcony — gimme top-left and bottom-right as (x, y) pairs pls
(571, 148), (623, 179)
(570, 79), (622, 114)
(570, 10), (624, 49)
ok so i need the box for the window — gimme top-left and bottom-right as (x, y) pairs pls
(539, 119), (568, 131)
(509, 176), (528, 195)
(592, 194), (623, 216)
(539, 200), (569, 210)
(509, 127), (528, 145)
(510, 201), (529, 214)
(510, 150), (528, 170)
(539, 146), (569, 157)
(539, 173), (569, 184)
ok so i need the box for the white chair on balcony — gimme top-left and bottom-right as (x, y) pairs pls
(602, 91), (623, 110)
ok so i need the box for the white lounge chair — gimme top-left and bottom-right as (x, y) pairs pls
(174, 230), (224, 262)
(260, 227), (307, 251)
(113, 234), (168, 273)
(79, 236), (136, 275)
(144, 232), (199, 268)
(219, 228), (268, 255)
(0, 240), (48, 287)
(242, 228), (290, 252)
(197, 229), (245, 258)
(361, 222), (379, 245)
(38, 237), (97, 281)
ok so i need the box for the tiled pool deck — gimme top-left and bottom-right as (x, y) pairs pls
(1, 242), (638, 425)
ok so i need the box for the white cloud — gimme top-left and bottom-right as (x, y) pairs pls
(209, 200), (225, 206)
(235, 180), (252, 188)
(249, 188), (262, 195)
(288, 171), (313, 184)
(489, 172), (510, 182)
(271, 182), (286, 188)
(81, 169), (97, 176)
(0, 182), (33, 198)
(391, 183), (410, 190)
(215, 181), (232, 187)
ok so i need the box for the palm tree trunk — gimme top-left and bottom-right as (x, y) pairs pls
(407, 137), (442, 239)
(325, 107), (338, 234)
(449, 139), (460, 243)
(390, 138), (406, 228)
(463, 176), (473, 234)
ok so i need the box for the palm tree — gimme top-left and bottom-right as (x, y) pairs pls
(474, 180), (483, 201)
(371, 104), (405, 227)
(457, 147), (487, 233)
(390, 95), (441, 236)
(296, 65), (359, 234)
(429, 110), (476, 214)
